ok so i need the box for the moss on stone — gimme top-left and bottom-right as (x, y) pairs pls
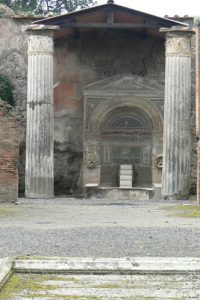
(0, 206), (19, 217)
(0, 274), (22, 300)
(161, 204), (200, 217)
(0, 273), (184, 300)
(30, 274), (81, 282)
(27, 295), (101, 299)
(92, 283), (122, 289)
(123, 297), (157, 300)
(0, 274), (62, 300)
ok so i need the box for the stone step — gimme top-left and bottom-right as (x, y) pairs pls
(119, 170), (132, 175)
(120, 184), (132, 188)
(120, 180), (132, 184)
(120, 164), (132, 170)
(119, 163), (133, 189)
(8, 273), (200, 299)
(120, 175), (132, 180)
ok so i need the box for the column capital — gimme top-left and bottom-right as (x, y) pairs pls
(160, 26), (194, 56)
(26, 25), (59, 55)
(160, 26), (194, 35)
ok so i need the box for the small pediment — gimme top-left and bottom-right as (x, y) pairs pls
(34, 3), (186, 40)
(84, 75), (164, 99)
(35, 3), (186, 29)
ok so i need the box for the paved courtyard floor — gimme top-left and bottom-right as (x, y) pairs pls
(2, 272), (200, 300)
(0, 198), (200, 257)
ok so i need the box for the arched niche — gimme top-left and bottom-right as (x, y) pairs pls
(83, 75), (164, 189)
(88, 97), (162, 135)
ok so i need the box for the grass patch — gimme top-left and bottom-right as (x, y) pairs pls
(16, 256), (58, 260)
(0, 205), (19, 217)
(0, 274), (65, 300)
(27, 295), (101, 299)
(0, 273), (89, 300)
(93, 283), (122, 289)
(34, 274), (81, 283)
(161, 204), (200, 217)
(123, 297), (157, 300)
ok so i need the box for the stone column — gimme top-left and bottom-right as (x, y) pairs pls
(195, 22), (200, 204)
(25, 25), (59, 199)
(161, 27), (193, 199)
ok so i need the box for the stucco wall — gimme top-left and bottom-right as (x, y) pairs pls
(53, 30), (165, 194)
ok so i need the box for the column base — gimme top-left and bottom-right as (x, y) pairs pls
(153, 183), (162, 200)
(26, 193), (54, 199)
(163, 193), (190, 200)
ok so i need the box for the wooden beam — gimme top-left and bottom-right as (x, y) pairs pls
(61, 22), (160, 29)
(106, 10), (114, 24)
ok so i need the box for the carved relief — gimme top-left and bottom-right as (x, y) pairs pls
(155, 154), (163, 169)
(85, 98), (107, 128)
(28, 32), (53, 54)
(166, 35), (192, 56)
(86, 152), (98, 169)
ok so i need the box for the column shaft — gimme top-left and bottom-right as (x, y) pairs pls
(196, 27), (200, 204)
(162, 30), (193, 198)
(26, 30), (54, 198)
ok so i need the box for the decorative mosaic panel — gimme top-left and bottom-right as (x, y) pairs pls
(102, 144), (152, 165)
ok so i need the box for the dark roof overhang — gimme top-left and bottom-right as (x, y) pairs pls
(33, 3), (188, 39)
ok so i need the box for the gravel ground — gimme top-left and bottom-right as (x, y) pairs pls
(1, 226), (200, 257)
(0, 198), (200, 258)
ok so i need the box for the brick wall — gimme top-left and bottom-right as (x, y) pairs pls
(0, 101), (19, 202)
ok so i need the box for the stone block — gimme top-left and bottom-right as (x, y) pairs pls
(120, 165), (132, 170)
(120, 175), (132, 180)
(120, 170), (132, 175)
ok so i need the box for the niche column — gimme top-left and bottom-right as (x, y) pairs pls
(161, 27), (193, 199)
(25, 25), (59, 199)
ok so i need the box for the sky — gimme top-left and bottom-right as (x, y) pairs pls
(97, 0), (199, 18)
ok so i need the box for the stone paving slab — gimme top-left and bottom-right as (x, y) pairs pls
(14, 257), (200, 274)
(0, 257), (13, 289)
(2, 272), (200, 299)
(2, 257), (200, 299)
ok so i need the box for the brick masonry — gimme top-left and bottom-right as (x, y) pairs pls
(0, 101), (19, 202)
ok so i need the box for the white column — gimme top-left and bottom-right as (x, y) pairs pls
(161, 27), (193, 199)
(25, 25), (58, 199)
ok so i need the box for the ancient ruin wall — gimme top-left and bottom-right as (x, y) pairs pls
(0, 9), (197, 195)
(0, 101), (19, 202)
(0, 10), (33, 195)
(53, 30), (166, 194)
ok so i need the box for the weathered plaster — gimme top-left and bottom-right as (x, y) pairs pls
(0, 12), (196, 196)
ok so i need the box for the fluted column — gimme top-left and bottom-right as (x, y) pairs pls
(195, 23), (200, 204)
(161, 27), (193, 199)
(25, 25), (59, 199)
